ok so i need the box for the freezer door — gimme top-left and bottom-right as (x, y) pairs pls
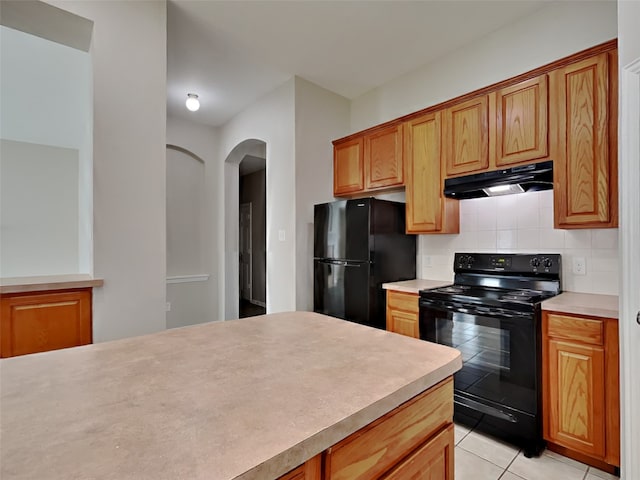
(313, 259), (371, 326)
(314, 199), (370, 261)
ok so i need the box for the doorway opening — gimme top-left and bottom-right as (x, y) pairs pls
(238, 154), (266, 317)
(223, 139), (267, 319)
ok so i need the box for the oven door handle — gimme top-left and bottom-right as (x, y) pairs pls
(454, 394), (518, 423)
(420, 302), (532, 320)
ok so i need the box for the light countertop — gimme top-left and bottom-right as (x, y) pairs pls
(0, 311), (461, 480)
(0, 274), (104, 294)
(542, 291), (619, 319)
(382, 279), (451, 294)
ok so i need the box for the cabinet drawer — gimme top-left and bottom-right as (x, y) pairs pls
(546, 313), (604, 346)
(380, 424), (454, 480)
(325, 377), (453, 480)
(387, 291), (418, 314)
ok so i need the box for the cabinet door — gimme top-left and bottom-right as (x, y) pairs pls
(495, 75), (548, 166)
(0, 289), (92, 358)
(444, 95), (489, 176)
(381, 424), (454, 480)
(388, 310), (419, 339)
(551, 52), (618, 228)
(547, 339), (606, 458)
(364, 124), (403, 190)
(334, 137), (364, 196)
(404, 112), (459, 234)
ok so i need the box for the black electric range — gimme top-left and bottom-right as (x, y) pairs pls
(419, 252), (561, 457)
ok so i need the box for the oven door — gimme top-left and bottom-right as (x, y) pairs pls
(419, 299), (539, 420)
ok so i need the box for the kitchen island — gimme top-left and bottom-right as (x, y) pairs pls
(0, 312), (461, 480)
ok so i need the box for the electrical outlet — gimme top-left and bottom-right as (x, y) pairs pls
(424, 255), (432, 267)
(165, 302), (171, 312)
(572, 257), (586, 275)
(278, 230), (286, 242)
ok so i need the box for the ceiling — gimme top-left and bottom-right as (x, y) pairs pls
(167, 0), (553, 128)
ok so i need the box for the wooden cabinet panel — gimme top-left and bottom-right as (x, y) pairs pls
(495, 75), (548, 166)
(547, 314), (604, 345)
(364, 124), (403, 190)
(387, 290), (419, 314)
(325, 378), (452, 480)
(404, 112), (459, 234)
(278, 455), (321, 480)
(0, 289), (92, 358)
(381, 424), (454, 480)
(444, 96), (489, 176)
(386, 290), (419, 338)
(547, 339), (605, 458)
(333, 137), (364, 196)
(543, 311), (619, 469)
(388, 310), (419, 339)
(551, 52), (618, 228)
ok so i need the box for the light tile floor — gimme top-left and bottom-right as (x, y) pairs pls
(454, 423), (618, 480)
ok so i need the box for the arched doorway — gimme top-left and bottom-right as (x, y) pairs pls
(223, 139), (267, 320)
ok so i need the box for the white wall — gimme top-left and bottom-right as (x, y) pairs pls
(419, 190), (619, 295)
(618, 0), (640, 66)
(294, 77), (351, 311)
(0, 24), (92, 276)
(617, 2), (640, 478)
(47, 0), (167, 342)
(220, 79), (295, 318)
(166, 115), (221, 327)
(0, 140), (79, 276)
(351, 1), (617, 131)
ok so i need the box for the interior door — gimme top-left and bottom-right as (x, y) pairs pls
(239, 203), (252, 301)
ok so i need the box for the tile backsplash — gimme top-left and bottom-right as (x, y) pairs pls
(418, 190), (619, 295)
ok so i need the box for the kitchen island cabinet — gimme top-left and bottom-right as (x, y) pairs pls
(1, 311), (461, 480)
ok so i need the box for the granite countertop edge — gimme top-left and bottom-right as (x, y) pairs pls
(541, 291), (619, 319)
(0, 274), (104, 294)
(382, 279), (451, 294)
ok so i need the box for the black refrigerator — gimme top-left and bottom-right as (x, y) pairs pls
(313, 198), (416, 330)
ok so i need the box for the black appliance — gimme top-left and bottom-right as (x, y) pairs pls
(314, 198), (416, 330)
(419, 252), (561, 457)
(444, 160), (553, 199)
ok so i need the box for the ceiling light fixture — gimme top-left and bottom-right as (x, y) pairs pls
(185, 93), (200, 112)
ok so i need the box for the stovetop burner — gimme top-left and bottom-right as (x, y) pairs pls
(427, 285), (551, 306)
(420, 253), (562, 310)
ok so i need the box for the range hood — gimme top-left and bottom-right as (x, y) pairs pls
(444, 160), (553, 200)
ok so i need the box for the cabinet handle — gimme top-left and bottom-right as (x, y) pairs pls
(637, 310), (640, 326)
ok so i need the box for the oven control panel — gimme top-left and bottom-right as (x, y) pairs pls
(454, 253), (561, 275)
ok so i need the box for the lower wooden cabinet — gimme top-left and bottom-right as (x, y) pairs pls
(542, 311), (619, 469)
(0, 289), (92, 358)
(278, 455), (321, 480)
(279, 378), (455, 480)
(381, 424), (454, 480)
(386, 290), (419, 338)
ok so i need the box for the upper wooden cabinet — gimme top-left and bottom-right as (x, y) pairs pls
(444, 95), (489, 176)
(404, 112), (459, 234)
(364, 123), (404, 190)
(333, 137), (364, 196)
(333, 124), (403, 197)
(494, 75), (549, 166)
(550, 51), (618, 228)
(0, 289), (92, 358)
